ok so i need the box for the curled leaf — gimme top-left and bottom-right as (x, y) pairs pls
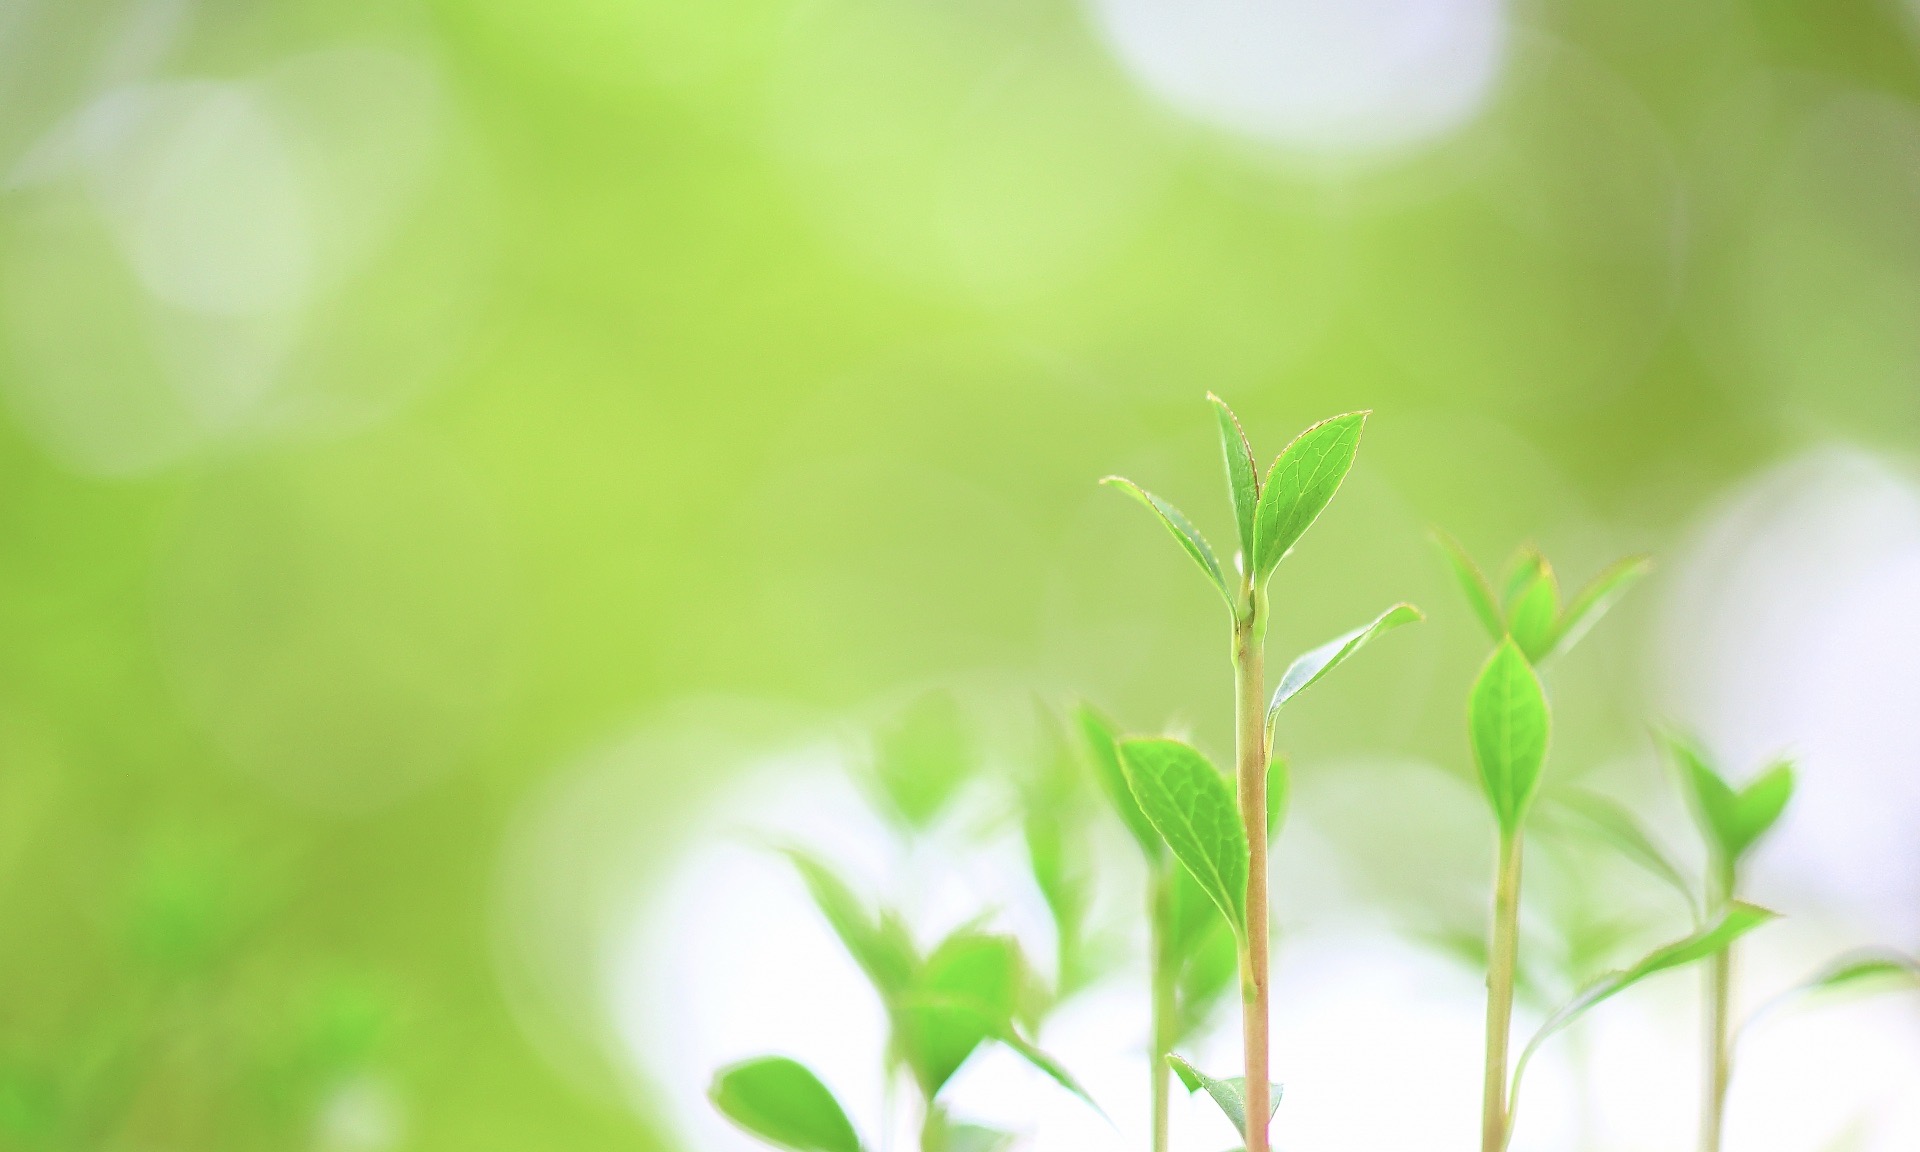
(1267, 603), (1422, 720)
(1166, 1054), (1281, 1141)
(1208, 393), (1261, 570)
(1101, 477), (1232, 607)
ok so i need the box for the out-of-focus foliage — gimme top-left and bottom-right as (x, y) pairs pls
(2, 0), (1920, 1149)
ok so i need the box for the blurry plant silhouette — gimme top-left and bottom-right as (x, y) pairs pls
(710, 693), (1096, 1152)
(0, 836), (394, 1152)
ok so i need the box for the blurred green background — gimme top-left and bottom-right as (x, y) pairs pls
(3, 0), (1920, 1149)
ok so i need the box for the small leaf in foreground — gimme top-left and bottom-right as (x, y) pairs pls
(1119, 739), (1249, 936)
(1208, 393), (1261, 568)
(1166, 1053), (1282, 1139)
(1469, 640), (1551, 835)
(1251, 412), (1367, 581)
(710, 1057), (864, 1152)
(1101, 477), (1232, 606)
(1267, 603), (1423, 719)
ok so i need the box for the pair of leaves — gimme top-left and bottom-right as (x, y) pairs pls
(1664, 731), (1795, 892)
(1105, 400), (1368, 613)
(1469, 640), (1551, 836)
(1507, 903), (1777, 1119)
(781, 852), (1095, 1110)
(1167, 1054), (1281, 1146)
(711, 1057), (864, 1152)
(871, 692), (977, 830)
(1435, 534), (1649, 665)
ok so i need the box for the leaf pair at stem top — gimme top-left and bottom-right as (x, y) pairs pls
(1105, 397), (1367, 619)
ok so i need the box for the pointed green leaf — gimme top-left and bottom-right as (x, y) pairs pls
(1166, 1054), (1281, 1139)
(893, 931), (1026, 1094)
(1469, 640), (1551, 834)
(1267, 603), (1423, 720)
(781, 850), (920, 1000)
(1543, 554), (1649, 659)
(1668, 734), (1794, 881)
(1208, 393), (1261, 569)
(938, 1123), (1015, 1152)
(1802, 950), (1920, 993)
(1432, 531), (1505, 643)
(710, 1057), (865, 1152)
(1118, 739), (1248, 936)
(1499, 548), (1549, 611)
(1548, 790), (1697, 915)
(1251, 412), (1368, 581)
(873, 692), (976, 829)
(1511, 903), (1778, 1106)
(1076, 705), (1162, 862)
(1101, 477), (1232, 607)
(997, 1030), (1106, 1118)
(1504, 556), (1560, 663)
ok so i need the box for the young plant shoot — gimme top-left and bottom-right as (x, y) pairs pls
(1667, 732), (1794, 1152)
(1103, 396), (1418, 1152)
(1439, 540), (1648, 1152)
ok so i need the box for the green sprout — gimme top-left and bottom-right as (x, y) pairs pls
(1102, 396), (1418, 1152)
(1436, 539), (1740, 1152)
(712, 701), (1096, 1152)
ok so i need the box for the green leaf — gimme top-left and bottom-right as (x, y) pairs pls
(873, 692), (976, 829)
(1543, 554), (1650, 660)
(1166, 1054), (1281, 1140)
(1118, 739), (1249, 937)
(1076, 705), (1162, 863)
(894, 932), (1025, 1094)
(1208, 393), (1261, 569)
(1802, 950), (1920, 993)
(1499, 548), (1549, 611)
(1468, 640), (1551, 835)
(997, 1030), (1105, 1117)
(1667, 733), (1795, 881)
(936, 1122), (1015, 1152)
(1432, 531), (1505, 643)
(1251, 412), (1368, 582)
(781, 850), (920, 1000)
(1267, 603), (1423, 720)
(1511, 903), (1778, 1106)
(710, 1057), (865, 1152)
(1548, 789), (1697, 915)
(1101, 477), (1231, 607)
(1503, 555), (1559, 663)
(1024, 706), (1093, 993)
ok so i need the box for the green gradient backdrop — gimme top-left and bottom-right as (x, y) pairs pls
(1, 0), (1918, 1148)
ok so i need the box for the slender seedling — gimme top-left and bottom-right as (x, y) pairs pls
(1437, 539), (1651, 1152)
(1104, 396), (1417, 1151)
(1664, 731), (1794, 1152)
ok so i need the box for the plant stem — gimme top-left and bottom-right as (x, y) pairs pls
(1483, 830), (1523, 1152)
(1233, 595), (1270, 1152)
(1150, 866), (1175, 1152)
(1701, 945), (1731, 1152)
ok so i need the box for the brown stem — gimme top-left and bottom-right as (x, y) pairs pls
(1150, 866), (1175, 1152)
(1234, 600), (1270, 1152)
(1483, 830), (1523, 1152)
